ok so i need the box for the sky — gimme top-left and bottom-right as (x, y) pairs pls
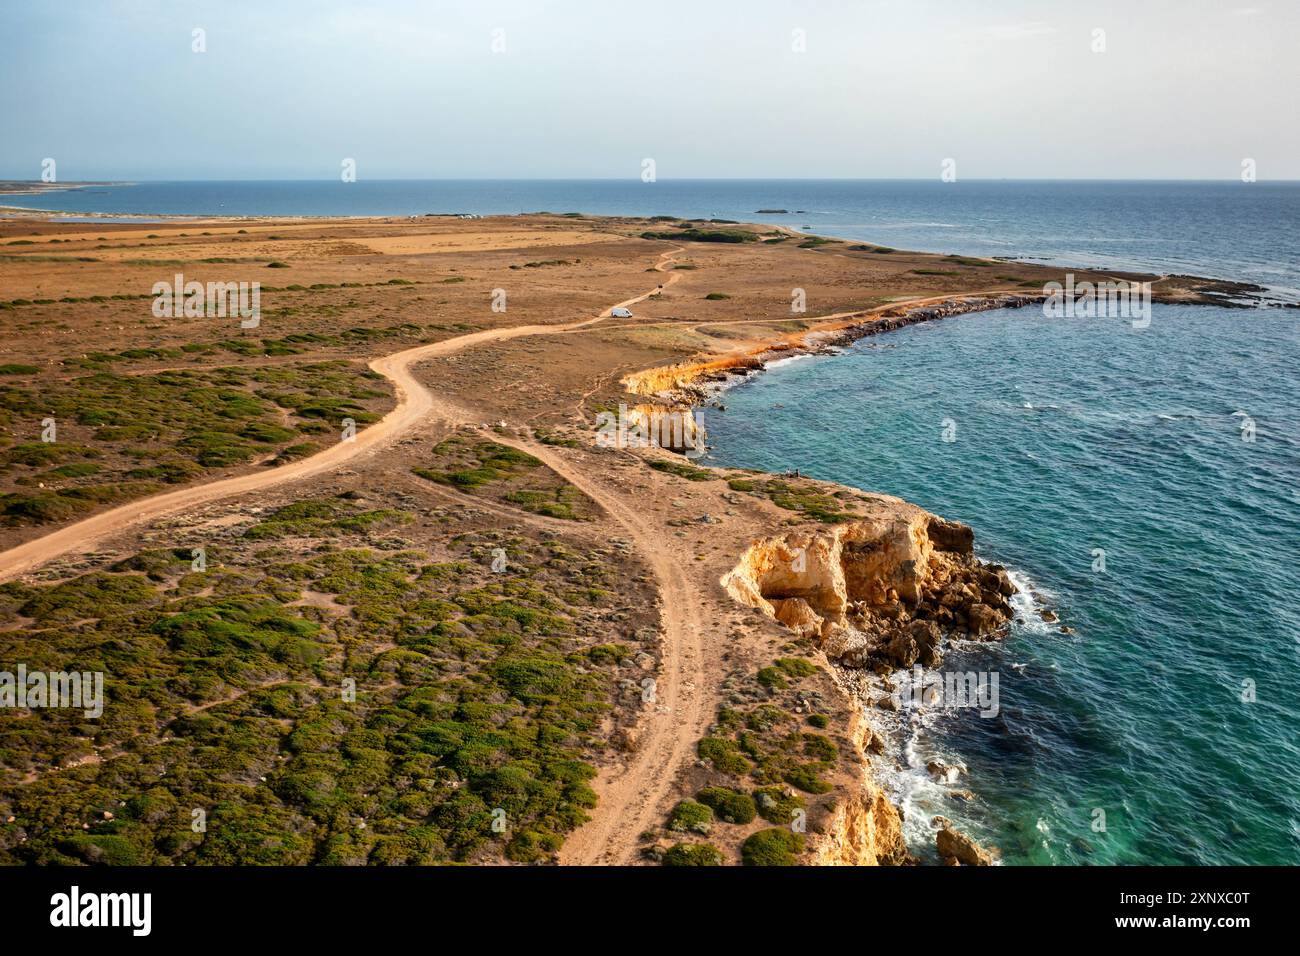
(1, 0), (1296, 181)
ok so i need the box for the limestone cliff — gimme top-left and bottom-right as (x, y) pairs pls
(811, 708), (908, 866)
(813, 785), (908, 866)
(721, 508), (1017, 672)
(718, 494), (1019, 866)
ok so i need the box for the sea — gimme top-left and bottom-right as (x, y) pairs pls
(6, 178), (1298, 864)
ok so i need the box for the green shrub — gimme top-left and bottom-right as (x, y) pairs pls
(775, 657), (817, 679)
(58, 834), (143, 866)
(586, 643), (629, 665)
(42, 462), (101, 479)
(783, 765), (832, 794)
(667, 800), (713, 834)
(639, 229), (757, 244)
(647, 459), (714, 482)
(696, 787), (756, 825)
(663, 842), (724, 866)
(697, 737), (752, 776)
(802, 733), (838, 762)
(741, 828), (804, 866)
(754, 787), (805, 825)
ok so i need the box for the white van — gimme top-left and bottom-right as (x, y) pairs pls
(610, 306), (633, 318)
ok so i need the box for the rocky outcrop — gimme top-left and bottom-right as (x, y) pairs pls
(721, 507), (1017, 671)
(813, 785), (909, 866)
(936, 825), (995, 866)
(810, 707), (908, 866)
(771, 597), (822, 638)
(596, 402), (706, 455)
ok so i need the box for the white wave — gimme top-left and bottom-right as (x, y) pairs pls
(764, 353), (814, 371)
(1005, 568), (1061, 638)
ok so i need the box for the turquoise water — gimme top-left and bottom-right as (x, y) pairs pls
(700, 305), (1300, 865)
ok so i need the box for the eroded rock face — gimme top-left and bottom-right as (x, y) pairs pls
(771, 597), (822, 639)
(721, 511), (1017, 669)
(936, 825), (994, 866)
(601, 403), (705, 454)
(812, 783), (909, 866)
(810, 709), (909, 866)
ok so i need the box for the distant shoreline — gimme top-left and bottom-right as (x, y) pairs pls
(0, 180), (131, 196)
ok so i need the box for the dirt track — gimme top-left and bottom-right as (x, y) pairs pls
(0, 246), (702, 865)
(0, 248), (684, 583)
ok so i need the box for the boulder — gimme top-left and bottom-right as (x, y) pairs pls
(771, 597), (824, 639)
(884, 631), (919, 668)
(996, 569), (1017, 596)
(908, 620), (942, 665)
(927, 517), (974, 554)
(936, 826), (994, 866)
(966, 603), (1004, 636)
(927, 760), (960, 783)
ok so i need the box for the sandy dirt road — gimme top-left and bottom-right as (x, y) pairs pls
(0, 249), (683, 583)
(492, 432), (709, 865)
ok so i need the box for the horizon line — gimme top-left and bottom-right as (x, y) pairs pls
(4, 176), (1299, 185)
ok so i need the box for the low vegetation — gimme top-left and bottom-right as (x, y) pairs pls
(647, 459), (716, 483)
(412, 436), (596, 521)
(0, 362), (389, 526)
(0, 492), (648, 864)
(741, 828), (804, 866)
(639, 229), (758, 244)
(657, 652), (836, 865)
(725, 476), (858, 523)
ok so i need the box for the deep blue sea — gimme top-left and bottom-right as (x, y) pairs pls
(5, 179), (1299, 298)
(6, 179), (1298, 863)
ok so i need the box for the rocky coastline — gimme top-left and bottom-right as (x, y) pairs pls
(624, 292), (1046, 411)
(719, 496), (1013, 864)
(622, 292), (1047, 865)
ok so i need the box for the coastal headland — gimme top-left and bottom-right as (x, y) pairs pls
(0, 212), (1265, 865)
